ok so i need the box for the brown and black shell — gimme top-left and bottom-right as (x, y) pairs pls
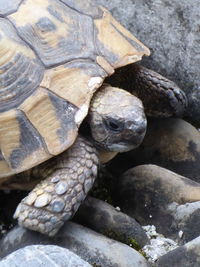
(0, 0), (150, 177)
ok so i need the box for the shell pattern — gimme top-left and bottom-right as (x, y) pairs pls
(0, 0), (149, 177)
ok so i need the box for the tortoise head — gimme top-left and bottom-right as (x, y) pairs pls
(88, 84), (147, 152)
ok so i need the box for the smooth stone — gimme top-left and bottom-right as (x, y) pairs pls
(0, 245), (91, 267)
(97, 0), (200, 125)
(0, 222), (150, 267)
(117, 164), (200, 243)
(156, 236), (200, 267)
(74, 196), (149, 247)
(128, 118), (200, 183)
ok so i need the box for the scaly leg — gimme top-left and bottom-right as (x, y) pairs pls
(14, 136), (99, 236)
(107, 64), (187, 117)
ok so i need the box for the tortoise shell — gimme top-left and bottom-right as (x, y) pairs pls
(0, 0), (149, 177)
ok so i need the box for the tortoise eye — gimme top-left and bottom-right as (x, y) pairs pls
(105, 118), (124, 132)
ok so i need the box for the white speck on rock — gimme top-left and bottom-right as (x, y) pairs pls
(178, 230), (184, 238)
(115, 206), (121, 211)
(142, 225), (178, 263)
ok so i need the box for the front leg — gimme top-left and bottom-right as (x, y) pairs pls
(14, 136), (99, 236)
(107, 64), (188, 117)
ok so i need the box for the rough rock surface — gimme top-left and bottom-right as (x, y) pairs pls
(156, 236), (200, 267)
(117, 164), (200, 243)
(0, 245), (91, 267)
(0, 222), (150, 267)
(97, 0), (200, 125)
(74, 196), (149, 247)
(168, 201), (200, 244)
(142, 225), (178, 263)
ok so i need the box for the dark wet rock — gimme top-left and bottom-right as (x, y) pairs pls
(127, 118), (200, 183)
(0, 245), (91, 267)
(74, 196), (149, 248)
(156, 236), (200, 267)
(97, 0), (200, 125)
(0, 222), (150, 267)
(117, 164), (200, 243)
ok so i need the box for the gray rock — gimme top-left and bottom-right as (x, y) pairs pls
(128, 118), (200, 182)
(142, 225), (178, 263)
(156, 236), (200, 267)
(0, 222), (150, 267)
(0, 245), (91, 267)
(117, 164), (200, 243)
(168, 201), (200, 244)
(97, 0), (200, 125)
(74, 196), (149, 247)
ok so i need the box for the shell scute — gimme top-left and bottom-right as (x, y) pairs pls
(0, 0), (23, 16)
(9, 0), (97, 67)
(0, 18), (44, 112)
(59, 0), (103, 18)
(19, 87), (78, 156)
(0, 109), (50, 176)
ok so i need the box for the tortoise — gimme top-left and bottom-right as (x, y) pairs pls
(0, 0), (187, 236)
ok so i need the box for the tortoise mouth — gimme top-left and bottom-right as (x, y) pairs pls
(105, 139), (143, 152)
(94, 130), (146, 152)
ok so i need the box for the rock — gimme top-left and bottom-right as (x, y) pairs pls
(97, 0), (200, 125)
(128, 118), (200, 183)
(0, 245), (91, 267)
(156, 236), (200, 267)
(142, 225), (178, 264)
(168, 201), (200, 244)
(74, 196), (149, 248)
(117, 164), (200, 243)
(0, 222), (150, 267)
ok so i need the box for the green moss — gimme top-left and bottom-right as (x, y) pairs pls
(103, 229), (140, 250)
(100, 228), (148, 259)
(127, 237), (141, 250)
(127, 237), (148, 258)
